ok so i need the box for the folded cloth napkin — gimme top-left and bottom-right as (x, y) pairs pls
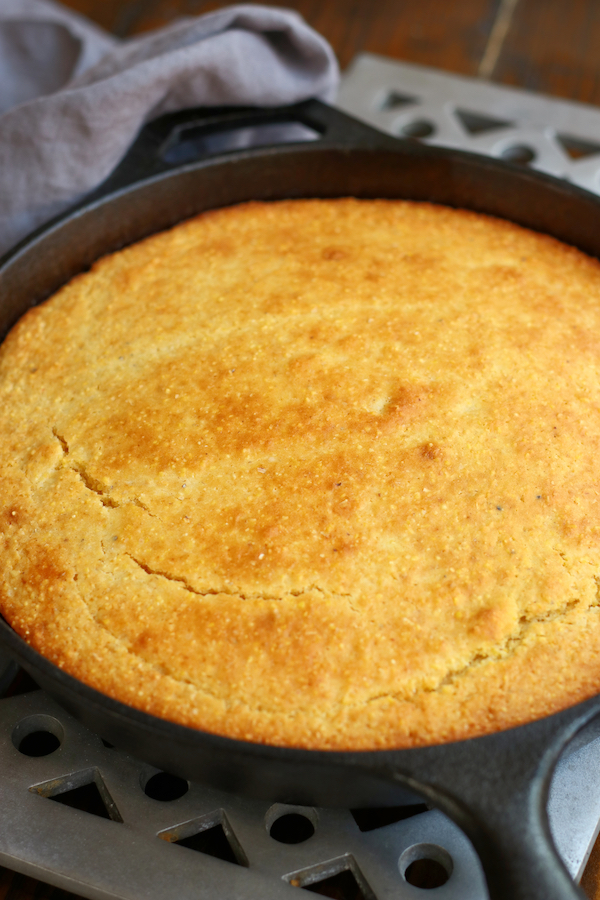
(0, 0), (339, 256)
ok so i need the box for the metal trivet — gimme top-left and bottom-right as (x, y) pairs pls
(1, 672), (600, 900)
(337, 53), (600, 195)
(4, 54), (600, 900)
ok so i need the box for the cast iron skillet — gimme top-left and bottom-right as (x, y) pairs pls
(2, 99), (600, 900)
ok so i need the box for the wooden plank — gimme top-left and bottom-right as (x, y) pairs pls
(59, 0), (498, 73)
(581, 835), (600, 900)
(492, 0), (600, 105)
(54, 0), (150, 35)
(0, 865), (83, 900)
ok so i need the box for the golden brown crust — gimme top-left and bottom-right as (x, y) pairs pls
(2, 198), (600, 748)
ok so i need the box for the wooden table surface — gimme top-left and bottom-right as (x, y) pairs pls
(3, 1), (600, 898)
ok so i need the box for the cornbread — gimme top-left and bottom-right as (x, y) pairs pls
(2, 198), (600, 750)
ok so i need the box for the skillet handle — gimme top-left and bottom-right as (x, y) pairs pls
(374, 706), (600, 900)
(91, 98), (399, 199)
(428, 771), (584, 900)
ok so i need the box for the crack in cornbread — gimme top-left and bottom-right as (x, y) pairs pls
(2, 198), (600, 749)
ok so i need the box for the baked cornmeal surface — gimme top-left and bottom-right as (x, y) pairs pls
(2, 198), (600, 750)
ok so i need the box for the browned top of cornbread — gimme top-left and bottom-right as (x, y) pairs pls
(2, 198), (600, 750)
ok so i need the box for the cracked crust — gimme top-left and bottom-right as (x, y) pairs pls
(2, 198), (600, 749)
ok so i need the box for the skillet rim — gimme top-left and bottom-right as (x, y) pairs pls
(2, 609), (600, 765)
(2, 97), (600, 779)
(5, 100), (600, 898)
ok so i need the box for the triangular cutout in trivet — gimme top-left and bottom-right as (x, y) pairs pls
(557, 133), (600, 160)
(287, 855), (375, 900)
(175, 823), (242, 864)
(31, 770), (123, 822)
(351, 802), (429, 831)
(455, 108), (512, 135)
(303, 868), (369, 899)
(159, 812), (249, 866)
(380, 90), (418, 110)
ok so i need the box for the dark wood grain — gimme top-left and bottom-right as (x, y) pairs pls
(54, 0), (149, 35)
(102, 0), (498, 73)
(0, 866), (84, 900)
(582, 841), (600, 900)
(7, 1), (600, 898)
(57, 0), (600, 106)
(492, 0), (600, 105)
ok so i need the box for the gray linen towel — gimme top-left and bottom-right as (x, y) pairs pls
(0, 0), (339, 255)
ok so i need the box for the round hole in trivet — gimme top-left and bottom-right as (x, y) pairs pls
(269, 812), (315, 844)
(400, 119), (436, 139)
(399, 843), (453, 890)
(143, 771), (189, 801)
(12, 714), (64, 757)
(500, 144), (536, 165)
